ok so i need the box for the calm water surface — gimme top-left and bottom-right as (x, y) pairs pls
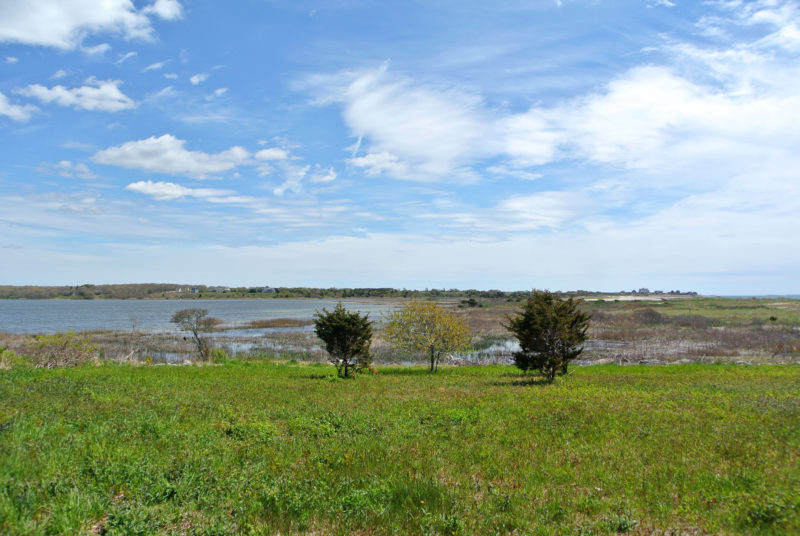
(0, 299), (397, 334)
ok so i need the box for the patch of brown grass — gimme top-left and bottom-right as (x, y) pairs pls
(243, 318), (314, 329)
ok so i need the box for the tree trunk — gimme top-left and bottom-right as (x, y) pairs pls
(429, 347), (435, 373)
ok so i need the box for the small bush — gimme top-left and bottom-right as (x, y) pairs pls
(222, 420), (276, 442)
(209, 348), (229, 363)
(671, 314), (713, 329)
(633, 308), (663, 325)
(505, 291), (590, 381)
(0, 347), (27, 369)
(314, 303), (373, 378)
(25, 331), (98, 368)
(602, 514), (639, 533)
(745, 496), (797, 527)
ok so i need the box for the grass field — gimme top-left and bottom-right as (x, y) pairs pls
(1, 361), (798, 535)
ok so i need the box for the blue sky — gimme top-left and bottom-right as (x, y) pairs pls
(1, 0), (798, 294)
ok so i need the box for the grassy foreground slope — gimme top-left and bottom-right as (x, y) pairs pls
(1, 362), (798, 535)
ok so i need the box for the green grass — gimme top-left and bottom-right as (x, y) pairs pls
(1, 362), (799, 535)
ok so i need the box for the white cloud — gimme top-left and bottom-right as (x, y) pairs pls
(144, 60), (169, 71)
(648, 0), (676, 7)
(420, 189), (601, 236)
(0, 92), (38, 121)
(37, 160), (98, 179)
(149, 86), (175, 99)
(15, 78), (135, 112)
(62, 141), (96, 151)
(207, 88), (228, 99)
(255, 147), (289, 160)
(116, 51), (137, 64)
(496, 192), (589, 231)
(81, 42), (111, 56)
(306, 1), (800, 190)
(190, 73), (209, 85)
(308, 64), (493, 180)
(51, 69), (68, 79)
(125, 180), (231, 201)
(500, 63), (783, 174)
(349, 151), (407, 176)
(309, 166), (337, 184)
(501, 111), (560, 167)
(273, 165), (309, 196)
(485, 165), (541, 181)
(5, 56), (18, 64)
(164, 73), (178, 79)
(0, 0), (182, 49)
(142, 0), (183, 20)
(93, 134), (250, 178)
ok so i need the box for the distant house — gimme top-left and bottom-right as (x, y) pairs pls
(207, 286), (231, 293)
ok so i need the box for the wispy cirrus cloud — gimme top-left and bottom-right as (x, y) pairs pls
(144, 60), (169, 71)
(116, 51), (137, 64)
(305, 0), (800, 192)
(303, 63), (493, 182)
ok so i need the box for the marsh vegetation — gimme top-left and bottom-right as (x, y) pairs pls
(1, 296), (798, 367)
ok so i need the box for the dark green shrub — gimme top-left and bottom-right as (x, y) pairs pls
(505, 291), (590, 382)
(314, 303), (373, 378)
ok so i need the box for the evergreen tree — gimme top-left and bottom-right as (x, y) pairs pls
(505, 291), (590, 382)
(314, 303), (373, 378)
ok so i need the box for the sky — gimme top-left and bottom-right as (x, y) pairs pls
(0, 0), (798, 294)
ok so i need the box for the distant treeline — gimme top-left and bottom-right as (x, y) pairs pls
(0, 284), (696, 300)
(0, 284), (536, 300)
(0, 284), (184, 300)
